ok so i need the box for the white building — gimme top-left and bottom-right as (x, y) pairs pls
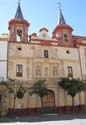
(0, 34), (8, 81)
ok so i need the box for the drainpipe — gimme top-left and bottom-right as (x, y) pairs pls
(7, 40), (9, 80)
(77, 44), (83, 107)
(77, 45), (83, 80)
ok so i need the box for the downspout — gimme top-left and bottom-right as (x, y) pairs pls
(77, 44), (83, 107)
(77, 45), (83, 80)
(7, 34), (10, 80)
(7, 40), (9, 80)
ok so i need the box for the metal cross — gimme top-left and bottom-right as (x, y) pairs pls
(18, 0), (21, 3)
(58, 2), (62, 10)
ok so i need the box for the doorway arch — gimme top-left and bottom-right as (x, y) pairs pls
(43, 90), (55, 107)
(43, 90), (56, 114)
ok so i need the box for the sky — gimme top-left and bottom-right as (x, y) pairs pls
(0, 0), (86, 37)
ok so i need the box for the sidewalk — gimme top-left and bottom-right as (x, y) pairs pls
(0, 113), (86, 123)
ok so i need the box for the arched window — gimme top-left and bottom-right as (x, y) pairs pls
(53, 66), (58, 76)
(35, 66), (41, 76)
(16, 29), (22, 42)
(44, 67), (48, 76)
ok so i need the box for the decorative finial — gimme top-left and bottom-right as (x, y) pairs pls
(58, 2), (62, 10)
(57, 2), (66, 25)
(18, 0), (21, 4)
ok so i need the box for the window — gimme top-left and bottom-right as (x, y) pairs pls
(44, 67), (48, 76)
(35, 66), (41, 76)
(53, 67), (58, 76)
(67, 66), (73, 78)
(44, 50), (48, 58)
(16, 64), (23, 77)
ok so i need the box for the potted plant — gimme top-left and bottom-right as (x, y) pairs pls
(17, 85), (25, 99)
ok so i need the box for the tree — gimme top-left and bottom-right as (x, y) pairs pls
(0, 78), (26, 108)
(29, 79), (48, 112)
(58, 77), (85, 109)
(16, 84), (26, 99)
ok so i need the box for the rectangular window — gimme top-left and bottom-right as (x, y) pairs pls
(16, 64), (23, 77)
(44, 50), (48, 58)
(67, 66), (73, 78)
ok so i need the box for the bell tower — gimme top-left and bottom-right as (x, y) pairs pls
(8, 1), (30, 43)
(52, 3), (73, 46)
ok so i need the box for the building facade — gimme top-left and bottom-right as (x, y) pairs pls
(0, 34), (8, 116)
(0, 2), (86, 116)
(0, 34), (8, 81)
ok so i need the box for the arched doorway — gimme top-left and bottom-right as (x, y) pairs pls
(43, 90), (57, 114)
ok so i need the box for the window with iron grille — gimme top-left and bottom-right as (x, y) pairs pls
(67, 66), (73, 78)
(44, 50), (48, 58)
(16, 64), (23, 77)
